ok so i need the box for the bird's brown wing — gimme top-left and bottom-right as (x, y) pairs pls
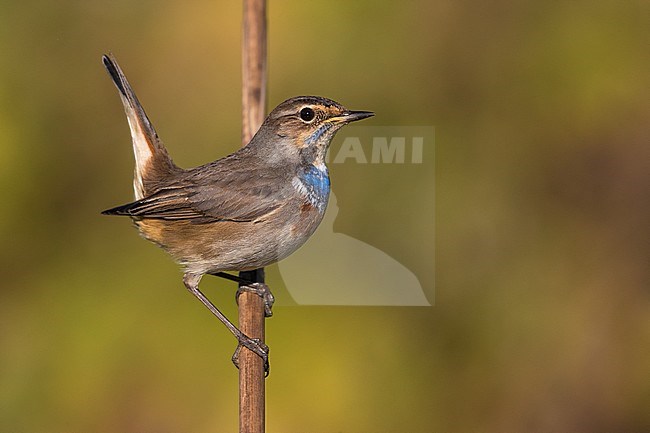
(102, 159), (292, 223)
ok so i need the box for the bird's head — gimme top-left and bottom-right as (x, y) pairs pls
(256, 96), (373, 165)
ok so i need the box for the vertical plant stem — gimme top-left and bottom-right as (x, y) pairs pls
(239, 1), (267, 432)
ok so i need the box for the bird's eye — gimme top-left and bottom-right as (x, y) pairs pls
(299, 107), (315, 122)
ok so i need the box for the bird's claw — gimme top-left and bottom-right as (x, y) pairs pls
(236, 282), (275, 317)
(232, 337), (270, 376)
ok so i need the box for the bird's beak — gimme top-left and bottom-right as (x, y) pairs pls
(332, 110), (375, 124)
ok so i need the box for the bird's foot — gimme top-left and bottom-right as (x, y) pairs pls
(236, 282), (275, 317)
(232, 336), (270, 376)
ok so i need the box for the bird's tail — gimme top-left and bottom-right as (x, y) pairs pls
(102, 54), (179, 200)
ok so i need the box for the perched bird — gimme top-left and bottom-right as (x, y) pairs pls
(101, 54), (373, 370)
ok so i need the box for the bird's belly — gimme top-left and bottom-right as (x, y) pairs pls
(134, 199), (326, 274)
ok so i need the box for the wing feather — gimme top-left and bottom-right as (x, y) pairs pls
(102, 156), (291, 223)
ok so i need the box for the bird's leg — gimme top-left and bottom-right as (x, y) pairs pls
(183, 273), (269, 373)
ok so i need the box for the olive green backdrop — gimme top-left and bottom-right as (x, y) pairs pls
(1, 1), (648, 432)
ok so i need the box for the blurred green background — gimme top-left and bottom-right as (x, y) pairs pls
(1, 1), (649, 432)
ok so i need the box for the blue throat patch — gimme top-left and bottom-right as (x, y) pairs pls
(297, 164), (330, 211)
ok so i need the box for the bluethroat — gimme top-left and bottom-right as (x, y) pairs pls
(101, 54), (373, 371)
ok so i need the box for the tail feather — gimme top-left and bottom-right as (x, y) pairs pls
(103, 54), (177, 199)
